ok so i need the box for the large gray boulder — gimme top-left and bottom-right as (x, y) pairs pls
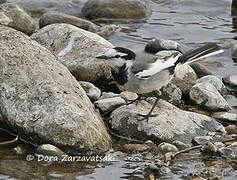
(0, 3), (36, 35)
(32, 23), (113, 87)
(81, 0), (151, 20)
(189, 82), (230, 111)
(0, 26), (111, 154)
(110, 99), (224, 144)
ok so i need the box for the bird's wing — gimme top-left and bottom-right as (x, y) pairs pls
(131, 53), (181, 79)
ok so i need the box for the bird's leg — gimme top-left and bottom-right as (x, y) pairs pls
(126, 94), (144, 105)
(137, 90), (161, 122)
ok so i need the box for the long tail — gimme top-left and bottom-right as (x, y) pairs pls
(177, 43), (224, 65)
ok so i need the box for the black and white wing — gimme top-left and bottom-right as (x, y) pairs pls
(131, 53), (181, 79)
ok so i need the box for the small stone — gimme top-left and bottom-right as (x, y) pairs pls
(193, 136), (212, 145)
(172, 140), (191, 150)
(99, 92), (120, 100)
(201, 142), (217, 153)
(218, 147), (237, 159)
(212, 112), (237, 122)
(196, 75), (227, 95)
(123, 143), (150, 152)
(145, 38), (189, 54)
(94, 97), (126, 113)
(190, 62), (212, 78)
(223, 75), (237, 88)
(37, 144), (66, 158)
(189, 82), (230, 111)
(213, 142), (225, 150)
(79, 81), (101, 102)
(225, 125), (237, 134)
(119, 91), (138, 102)
(157, 143), (178, 154)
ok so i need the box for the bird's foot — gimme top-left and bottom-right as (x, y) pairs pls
(137, 113), (158, 122)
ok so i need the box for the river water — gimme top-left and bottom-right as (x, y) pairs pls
(1, 0), (237, 179)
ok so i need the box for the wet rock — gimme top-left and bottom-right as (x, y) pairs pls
(196, 75), (227, 95)
(192, 136), (212, 145)
(39, 11), (99, 32)
(172, 64), (197, 95)
(223, 75), (237, 89)
(161, 83), (182, 107)
(212, 112), (237, 122)
(189, 62), (212, 78)
(172, 140), (191, 150)
(37, 144), (66, 158)
(218, 147), (237, 159)
(8, 0), (84, 17)
(110, 99), (224, 144)
(0, 3), (36, 35)
(157, 143), (178, 154)
(145, 38), (189, 54)
(225, 125), (237, 134)
(0, 26), (111, 154)
(189, 82), (230, 111)
(97, 24), (120, 38)
(94, 97), (126, 113)
(79, 81), (101, 102)
(32, 23), (114, 87)
(123, 143), (150, 153)
(81, 0), (151, 20)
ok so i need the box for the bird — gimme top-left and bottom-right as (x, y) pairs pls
(96, 43), (224, 122)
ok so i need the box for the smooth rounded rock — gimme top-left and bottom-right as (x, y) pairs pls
(189, 82), (230, 111)
(79, 81), (101, 102)
(81, 0), (151, 20)
(0, 3), (36, 35)
(0, 25), (111, 154)
(94, 97), (126, 113)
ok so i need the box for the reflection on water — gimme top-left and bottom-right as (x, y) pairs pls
(1, 0), (237, 179)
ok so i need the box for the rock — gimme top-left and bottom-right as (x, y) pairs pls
(189, 62), (212, 78)
(119, 91), (138, 102)
(212, 112), (237, 122)
(123, 143), (150, 153)
(82, 0), (151, 20)
(172, 64), (197, 95)
(0, 0), (6, 4)
(0, 26), (111, 154)
(99, 92), (120, 100)
(79, 81), (101, 102)
(39, 11), (99, 32)
(196, 75), (227, 95)
(172, 140), (191, 150)
(218, 147), (237, 159)
(32, 23), (114, 87)
(155, 50), (181, 59)
(0, 3), (36, 35)
(157, 143), (178, 154)
(201, 142), (217, 153)
(225, 125), (237, 134)
(94, 97), (126, 113)
(110, 99), (224, 144)
(228, 142), (237, 148)
(97, 24), (120, 38)
(7, 0), (84, 17)
(161, 83), (182, 107)
(213, 142), (225, 150)
(189, 82), (230, 111)
(192, 136), (212, 145)
(145, 38), (189, 54)
(37, 144), (66, 158)
(223, 75), (237, 89)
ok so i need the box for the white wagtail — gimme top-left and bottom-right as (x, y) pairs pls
(96, 43), (224, 121)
